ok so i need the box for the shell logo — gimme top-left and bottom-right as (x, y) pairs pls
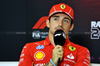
(34, 51), (45, 61)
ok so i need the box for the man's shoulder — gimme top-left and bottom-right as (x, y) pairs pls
(24, 40), (45, 49)
(28, 40), (44, 45)
(70, 42), (89, 52)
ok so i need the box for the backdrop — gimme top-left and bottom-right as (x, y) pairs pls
(0, 0), (100, 64)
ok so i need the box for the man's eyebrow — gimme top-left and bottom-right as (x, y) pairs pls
(52, 16), (60, 18)
(64, 17), (70, 20)
(52, 16), (71, 20)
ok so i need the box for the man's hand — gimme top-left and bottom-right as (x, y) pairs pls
(52, 45), (63, 65)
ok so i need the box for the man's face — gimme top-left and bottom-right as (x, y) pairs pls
(46, 13), (74, 35)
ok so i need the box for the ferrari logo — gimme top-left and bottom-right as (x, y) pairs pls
(60, 5), (66, 9)
(69, 46), (76, 51)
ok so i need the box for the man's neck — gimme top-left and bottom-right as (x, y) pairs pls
(48, 31), (55, 46)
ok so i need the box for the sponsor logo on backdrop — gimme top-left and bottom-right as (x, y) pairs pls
(32, 30), (41, 39)
(91, 21), (100, 39)
(32, 16), (48, 29)
(32, 30), (48, 39)
(32, 16), (48, 39)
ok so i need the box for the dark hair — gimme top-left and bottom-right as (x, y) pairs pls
(71, 19), (74, 26)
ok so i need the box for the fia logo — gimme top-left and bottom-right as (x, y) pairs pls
(91, 21), (100, 39)
(32, 30), (40, 39)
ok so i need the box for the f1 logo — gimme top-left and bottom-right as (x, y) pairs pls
(32, 16), (48, 29)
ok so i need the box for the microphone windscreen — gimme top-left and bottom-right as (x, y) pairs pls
(54, 30), (66, 46)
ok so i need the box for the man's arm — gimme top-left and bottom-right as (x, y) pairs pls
(18, 44), (33, 66)
(75, 48), (90, 66)
(44, 45), (63, 66)
(44, 62), (53, 66)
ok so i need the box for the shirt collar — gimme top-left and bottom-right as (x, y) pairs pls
(44, 36), (71, 46)
(64, 37), (71, 46)
(44, 36), (51, 45)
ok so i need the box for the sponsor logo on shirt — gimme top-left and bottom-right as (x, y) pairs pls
(69, 46), (76, 51)
(64, 64), (70, 66)
(64, 58), (75, 63)
(67, 53), (74, 59)
(84, 59), (90, 63)
(19, 58), (24, 65)
(84, 62), (90, 66)
(34, 51), (45, 61)
(34, 63), (45, 66)
(87, 54), (90, 60)
(60, 4), (66, 9)
(36, 45), (44, 49)
(20, 53), (24, 57)
(23, 46), (27, 48)
(64, 53), (75, 63)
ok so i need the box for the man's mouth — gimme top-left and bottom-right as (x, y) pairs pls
(56, 28), (63, 30)
(55, 26), (65, 31)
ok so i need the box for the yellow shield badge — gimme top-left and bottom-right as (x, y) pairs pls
(60, 5), (66, 9)
(69, 46), (76, 51)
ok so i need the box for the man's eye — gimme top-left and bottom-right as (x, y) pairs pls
(63, 20), (68, 23)
(54, 18), (59, 21)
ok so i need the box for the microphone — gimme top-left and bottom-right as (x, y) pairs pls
(54, 29), (66, 64)
(54, 29), (66, 46)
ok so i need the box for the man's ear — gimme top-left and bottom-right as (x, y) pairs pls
(69, 24), (74, 31)
(46, 19), (50, 28)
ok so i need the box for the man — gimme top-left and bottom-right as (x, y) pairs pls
(19, 3), (90, 66)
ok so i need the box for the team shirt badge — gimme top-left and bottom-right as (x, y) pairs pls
(69, 46), (76, 51)
(34, 51), (45, 61)
(60, 4), (66, 9)
(67, 53), (74, 59)
(36, 45), (44, 49)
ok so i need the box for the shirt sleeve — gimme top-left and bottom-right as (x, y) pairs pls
(75, 47), (90, 66)
(18, 44), (33, 66)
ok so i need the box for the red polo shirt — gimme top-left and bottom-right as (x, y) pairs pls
(18, 36), (90, 66)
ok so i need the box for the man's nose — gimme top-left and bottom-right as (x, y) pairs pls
(59, 20), (63, 26)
